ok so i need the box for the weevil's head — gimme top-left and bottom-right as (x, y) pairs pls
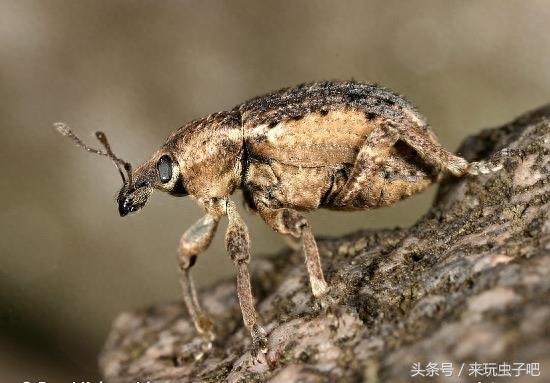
(54, 123), (187, 218)
(117, 150), (188, 216)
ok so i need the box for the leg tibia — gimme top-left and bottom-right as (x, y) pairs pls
(397, 124), (468, 176)
(177, 214), (219, 340)
(258, 206), (329, 298)
(333, 123), (399, 206)
(225, 200), (267, 354)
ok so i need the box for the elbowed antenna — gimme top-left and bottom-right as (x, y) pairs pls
(53, 122), (134, 189)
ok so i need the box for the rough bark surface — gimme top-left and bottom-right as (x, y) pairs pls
(100, 106), (550, 383)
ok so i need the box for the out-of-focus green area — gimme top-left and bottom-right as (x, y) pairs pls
(1, 0), (548, 379)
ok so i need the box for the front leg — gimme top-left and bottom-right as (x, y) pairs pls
(177, 213), (220, 352)
(225, 200), (267, 355)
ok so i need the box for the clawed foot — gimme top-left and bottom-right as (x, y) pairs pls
(313, 291), (344, 317)
(173, 330), (215, 365)
(195, 330), (215, 361)
(250, 324), (268, 358)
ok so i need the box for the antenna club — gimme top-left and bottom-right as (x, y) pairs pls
(54, 123), (134, 189)
(53, 122), (71, 137)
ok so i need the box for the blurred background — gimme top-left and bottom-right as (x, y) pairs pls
(1, 0), (549, 380)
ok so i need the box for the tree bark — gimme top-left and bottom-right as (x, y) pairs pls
(100, 106), (550, 383)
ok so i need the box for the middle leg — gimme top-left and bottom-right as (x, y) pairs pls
(257, 205), (329, 299)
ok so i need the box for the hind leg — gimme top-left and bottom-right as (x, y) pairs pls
(333, 123), (469, 207)
(395, 124), (469, 176)
(332, 123), (400, 207)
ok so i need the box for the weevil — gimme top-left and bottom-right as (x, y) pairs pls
(55, 80), (507, 356)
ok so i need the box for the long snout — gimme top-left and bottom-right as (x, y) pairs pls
(117, 186), (152, 217)
(118, 195), (137, 216)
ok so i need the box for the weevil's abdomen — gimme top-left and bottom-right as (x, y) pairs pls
(244, 108), (378, 167)
(241, 142), (434, 212)
(239, 80), (430, 168)
(239, 80), (437, 211)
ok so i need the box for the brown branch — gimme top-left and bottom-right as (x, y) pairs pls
(99, 105), (550, 383)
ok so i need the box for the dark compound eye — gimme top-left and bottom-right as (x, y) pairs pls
(157, 155), (173, 183)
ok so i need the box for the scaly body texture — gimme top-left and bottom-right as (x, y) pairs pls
(56, 80), (505, 358)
